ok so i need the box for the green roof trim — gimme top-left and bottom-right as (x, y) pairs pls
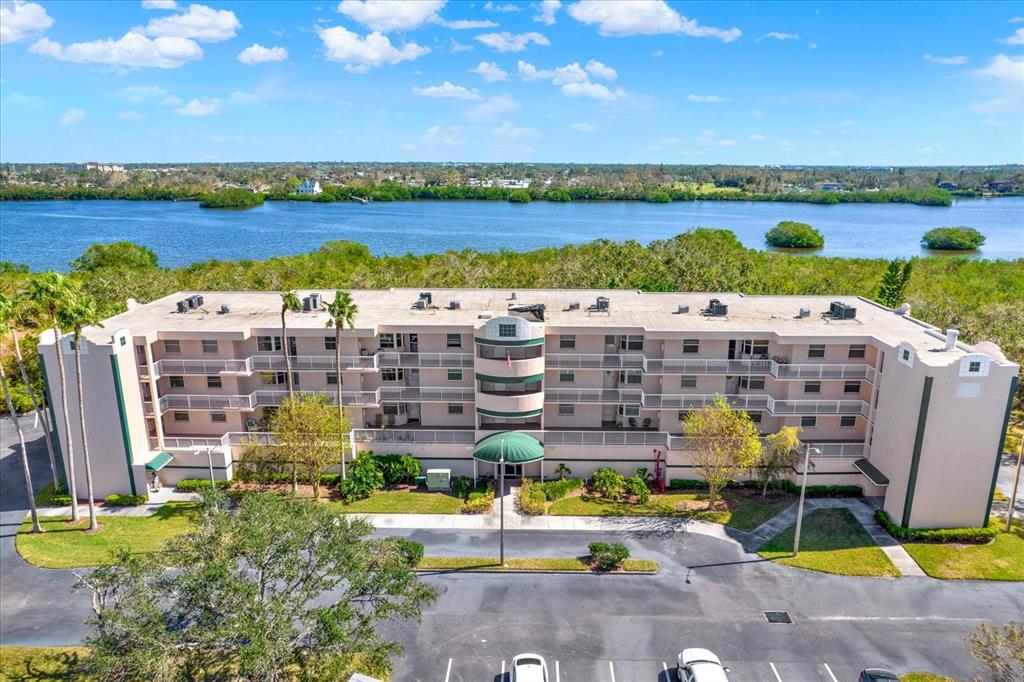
(474, 336), (545, 347)
(475, 406), (544, 418)
(110, 355), (138, 495)
(473, 431), (545, 464)
(853, 458), (889, 487)
(146, 451), (174, 473)
(475, 372), (544, 384)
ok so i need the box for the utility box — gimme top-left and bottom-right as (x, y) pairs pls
(426, 468), (451, 491)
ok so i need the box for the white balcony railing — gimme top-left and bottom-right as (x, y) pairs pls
(544, 388), (645, 404)
(352, 429), (476, 445)
(544, 390), (870, 418)
(546, 355), (876, 382)
(149, 351), (474, 378)
(154, 385), (476, 413)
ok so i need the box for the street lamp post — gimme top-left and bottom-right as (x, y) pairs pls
(793, 446), (819, 557)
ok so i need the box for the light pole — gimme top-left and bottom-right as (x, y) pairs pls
(499, 440), (506, 567)
(793, 446), (819, 556)
(1007, 435), (1023, 533)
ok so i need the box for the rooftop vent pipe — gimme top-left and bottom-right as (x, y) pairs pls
(945, 328), (959, 351)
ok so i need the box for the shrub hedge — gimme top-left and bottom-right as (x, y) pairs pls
(176, 478), (232, 492)
(462, 482), (495, 514)
(874, 509), (997, 544)
(588, 541), (630, 570)
(104, 494), (147, 506)
(667, 479), (862, 498)
(518, 479), (547, 516)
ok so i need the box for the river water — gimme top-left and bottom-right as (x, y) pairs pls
(1, 197), (1021, 270)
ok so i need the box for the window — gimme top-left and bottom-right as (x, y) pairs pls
(169, 376), (185, 388)
(680, 375), (697, 389)
(804, 381), (821, 394)
(840, 415), (857, 428)
(257, 336), (281, 352)
(558, 404), (575, 416)
(327, 372), (339, 385)
(446, 333), (462, 348)
(559, 370), (575, 383)
(163, 339), (181, 354)
(617, 404), (640, 417)
(618, 370), (642, 384)
(968, 360), (981, 373)
(682, 339), (700, 354)
(206, 375), (222, 389)
(173, 411), (190, 422)
(902, 349), (912, 361)
(447, 369), (463, 381)
(324, 336), (337, 351)
(844, 381), (861, 394)
(848, 344), (866, 359)
(379, 333), (402, 349)
(619, 335), (643, 351)
(381, 368), (404, 382)
(801, 416), (817, 428)
(447, 403), (464, 415)
(498, 323), (517, 338)
(808, 344), (826, 358)
(260, 372), (286, 386)
(201, 339), (218, 354)
(748, 411), (763, 424)
(382, 403), (405, 416)
(739, 376), (766, 390)
(211, 412), (227, 423)
(559, 335), (576, 349)
(677, 410), (691, 422)
(742, 340), (769, 356)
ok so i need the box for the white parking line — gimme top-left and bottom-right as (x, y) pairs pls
(444, 657), (452, 682)
(555, 660), (560, 682)
(823, 663), (838, 682)
(608, 661), (616, 682)
(769, 662), (782, 682)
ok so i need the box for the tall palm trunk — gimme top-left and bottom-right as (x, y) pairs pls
(281, 310), (297, 493)
(51, 321), (79, 521)
(1, 363), (42, 532)
(9, 328), (61, 492)
(74, 342), (99, 530)
(335, 323), (345, 480)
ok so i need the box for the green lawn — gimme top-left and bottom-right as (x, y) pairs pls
(417, 556), (659, 572)
(546, 491), (791, 531)
(758, 508), (900, 577)
(16, 502), (200, 569)
(332, 490), (466, 514)
(900, 674), (957, 682)
(0, 647), (89, 681)
(903, 517), (1024, 581)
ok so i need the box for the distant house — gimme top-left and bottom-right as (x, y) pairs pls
(818, 182), (844, 192)
(983, 180), (1013, 193)
(85, 162), (126, 173)
(937, 181), (958, 191)
(296, 180), (322, 195)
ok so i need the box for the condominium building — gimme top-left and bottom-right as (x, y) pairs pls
(38, 289), (1018, 529)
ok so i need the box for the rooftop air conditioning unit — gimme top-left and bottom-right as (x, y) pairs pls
(829, 301), (857, 319)
(449, 300), (461, 310)
(308, 292), (322, 309)
(707, 299), (728, 316)
(419, 292), (432, 306)
(220, 303), (231, 314)
(676, 305), (690, 314)
(567, 301), (580, 311)
(302, 296), (313, 312)
(176, 300), (188, 313)
(411, 299), (426, 310)
(798, 308), (811, 319)
(510, 291), (517, 301)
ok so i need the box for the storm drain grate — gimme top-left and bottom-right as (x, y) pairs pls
(764, 610), (793, 624)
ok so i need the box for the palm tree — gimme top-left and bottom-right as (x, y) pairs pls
(59, 295), (104, 531)
(325, 291), (358, 479)
(3, 293), (62, 493)
(279, 292), (301, 396)
(28, 273), (80, 522)
(0, 298), (42, 533)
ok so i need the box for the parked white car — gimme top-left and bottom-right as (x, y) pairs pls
(511, 653), (549, 682)
(676, 648), (730, 682)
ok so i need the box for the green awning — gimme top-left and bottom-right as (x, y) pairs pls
(473, 431), (544, 464)
(474, 336), (545, 347)
(146, 451), (173, 472)
(853, 458), (889, 487)
(475, 372), (544, 384)
(476, 407), (544, 418)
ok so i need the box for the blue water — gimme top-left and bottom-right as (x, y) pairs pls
(2, 197), (1021, 270)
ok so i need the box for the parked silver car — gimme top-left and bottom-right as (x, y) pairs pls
(511, 653), (549, 682)
(676, 648), (730, 682)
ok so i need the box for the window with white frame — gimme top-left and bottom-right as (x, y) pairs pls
(804, 381), (821, 394)
(617, 404), (640, 417)
(446, 333), (462, 348)
(201, 339), (218, 354)
(447, 403), (463, 415)
(619, 335), (644, 351)
(163, 339), (181, 354)
(260, 372), (287, 385)
(748, 411), (763, 424)
(808, 344), (826, 358)
(498, 323), (517, 338)
(682, 339), (700, 354)
(558, 404), (574, 416)
(382, 403), (406, 415)
(447, 369), (463, 381)
(169, 376), (185, 388)
(211, 412), (227, 423)
(741, 340), (769, 356)
(173, 411), (190, 422)
(618, 370), (642, 384)
(206, 375), (222, 389)
(559, 335), (576, 349)
(381, 368), (404, 382)
(559, 370), (575, 383)
(848, 344), (866, 358)
(739, 376), (766, 390)
(801, 416), (817, 428)
(324, 336), (337, 351)
(844, 381), (861, 394)
(257, 336), (281, 352)
(379, 333), (402, 349)
(840, 415), (857, 428)
(327, 372), (339, 385)
(680, 375), (697, 388)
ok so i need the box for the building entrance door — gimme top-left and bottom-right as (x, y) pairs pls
(503, 463), (522, 477)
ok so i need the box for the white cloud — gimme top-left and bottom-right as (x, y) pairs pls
(30, 33), (203, 70)
(475, 31), (550, 52)
(57, 108), (85, 126)
(238, 43), (288, 64)
(141, 0), (177, 8)
(922, 53), (967, 65)
(645, 135), (681, 151)
(840, 118), (855, 127)
(562, 81), (623, 100)
(827, 149), (841, 157)
(649, 49), (663, 57)
(518, 59), (624, 100)
(696, 129), (736, 146)
(491, 120), (539, 139)
(687, 94), (728, 103)
(1, 0), (53, 45)
(567, 0), (740, 42)
(229, 90), (260, 104)
(972, 54), (1024, 86)
(113, 85), (182, 105)
(444, 38), (473, 53)
(756, 32), (799, 42)
(336, 0), (444, 31)
(569, 121), (597, 132)
(517, 59), (549, 82)
(469, 60), (508, 81)
(917, 143), (943, 155)
(467, 94), (518, 122)
(534, 0), (561, 25)
(585, 59), (616, 80)
(318, 25), (429, 72)
(412, 81), (481, 99)
(982, 118), (1007, 126)
(1011, 16), (1023, 23)
(748, 133), (766, 141)
(4, 91), (43, 105)
(998, 27), (1024, 45)
(808, 42), (817, 49)
(118, 110), (143, 120)
(438, 18), (498, 29)
(174, 97), (221, 116)
(484, 2), (521, 12)
(422, 124), (463, 146)
(142, 3), (240, 42)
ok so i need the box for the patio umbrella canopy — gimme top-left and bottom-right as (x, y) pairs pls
(473, 431), (544, 464)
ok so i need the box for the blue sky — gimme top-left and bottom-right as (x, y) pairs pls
(1, 0), (1022, 164)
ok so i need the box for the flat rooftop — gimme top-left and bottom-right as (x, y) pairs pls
(83, 289), (1009, 367)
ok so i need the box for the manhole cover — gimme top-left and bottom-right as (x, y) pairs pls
(764, 610), (793, 624)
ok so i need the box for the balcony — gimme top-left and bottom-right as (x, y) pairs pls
(378, 352), (474, 368)
(545, 355), (876, 382)
(352, 428), (476, 445)
(148, 351), (473, 377)
(545, 388), (644, 404)
(475, 355), (546, 381)
(543, 390), (870, 417)
(153, 385), (474, 413)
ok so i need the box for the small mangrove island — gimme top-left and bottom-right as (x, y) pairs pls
(921, 226), (986, 251)
(765, 221), (825, 249)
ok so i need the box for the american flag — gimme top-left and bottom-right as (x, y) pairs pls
(506, 349), (512, 370)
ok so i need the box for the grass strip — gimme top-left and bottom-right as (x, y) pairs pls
(902, 517), (1024, 581)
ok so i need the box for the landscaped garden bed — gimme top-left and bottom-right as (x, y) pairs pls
(330, 488), (466, 514)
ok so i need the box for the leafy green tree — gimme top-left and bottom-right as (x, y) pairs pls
(591, 467), (625, 500)
(683, 395), (763, 506)
(874, 258), (915, 308)
(325, 290), (358, 477)
(74, 492), (437, 682)
(71, 242), (158, 272)
(266, 393), (349, 500)
(339, 452), (385, 501)
(758, 426), (803, 499)
(625, 473), (651, 504)
(507, 189), (532, 203)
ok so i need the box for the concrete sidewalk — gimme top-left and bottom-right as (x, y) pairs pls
(35, 491), (198, 519)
